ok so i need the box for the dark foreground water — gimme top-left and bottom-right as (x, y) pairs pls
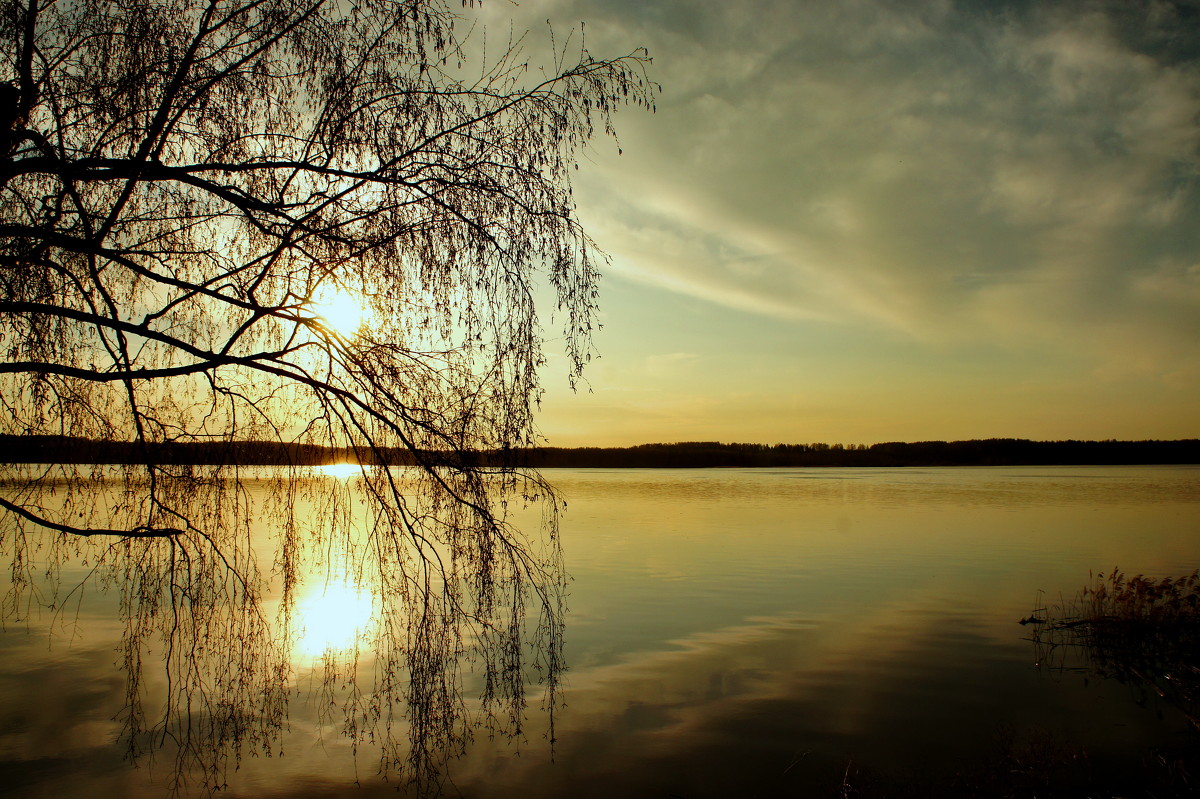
(3, 465), (1199, 797)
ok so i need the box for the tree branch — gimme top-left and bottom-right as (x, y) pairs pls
(0, 495), (182, 538)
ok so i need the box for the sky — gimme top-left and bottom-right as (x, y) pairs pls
(478, 0), (1200, 447)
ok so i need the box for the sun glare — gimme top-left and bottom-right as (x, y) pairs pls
(312, 287), (367, 336)
(319, 462), (363, 479)
(294, 583), (375, 658)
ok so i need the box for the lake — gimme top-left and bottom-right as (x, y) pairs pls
(2, 465), (1199, 797)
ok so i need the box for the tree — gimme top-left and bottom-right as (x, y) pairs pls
(0, 0), (653, 792)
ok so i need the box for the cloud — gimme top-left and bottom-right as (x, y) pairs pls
(645, 351), (700, 375)
(522, 0), (1200, 382)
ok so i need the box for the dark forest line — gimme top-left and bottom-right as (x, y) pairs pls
(1, 435), (1197, 468)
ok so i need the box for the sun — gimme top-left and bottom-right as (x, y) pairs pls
(311, 287), (367, 337)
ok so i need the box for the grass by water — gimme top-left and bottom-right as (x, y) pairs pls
(1032, 568), (1200, 731)
(838, 570), (1200, 798)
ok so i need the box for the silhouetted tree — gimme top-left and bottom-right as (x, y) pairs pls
(0, 0), (653, 792)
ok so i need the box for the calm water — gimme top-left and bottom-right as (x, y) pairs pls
(2, 465), (1199, 797)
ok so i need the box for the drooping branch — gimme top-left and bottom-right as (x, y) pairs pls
(0, 495), (182, 537)
(0, 0), (654, 792)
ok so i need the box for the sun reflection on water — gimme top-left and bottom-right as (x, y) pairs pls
(294, 583), (375, 659)
(319, 462), (363, 479)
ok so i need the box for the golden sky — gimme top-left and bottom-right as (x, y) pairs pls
(481, 0), (1200, 446)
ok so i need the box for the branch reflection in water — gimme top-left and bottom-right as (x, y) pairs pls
(0, 462), (565, 796)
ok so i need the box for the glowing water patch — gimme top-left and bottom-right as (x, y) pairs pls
(319, 462), (362, 479)
(294, 584), (375, 657)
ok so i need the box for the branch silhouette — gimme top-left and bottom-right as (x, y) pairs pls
(0, 0), (655, 793)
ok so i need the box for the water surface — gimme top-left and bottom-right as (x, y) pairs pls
(2, 465), (1198, 796)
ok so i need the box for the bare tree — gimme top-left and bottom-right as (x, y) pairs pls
(0, 0), (653, 792)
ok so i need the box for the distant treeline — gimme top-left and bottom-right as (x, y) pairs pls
(516, 439), (1200, 467)
(0, 436), (368, 466)
(2, 435), (1197, 468)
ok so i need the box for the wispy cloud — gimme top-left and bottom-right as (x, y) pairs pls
(530, 0), (1200, 384)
